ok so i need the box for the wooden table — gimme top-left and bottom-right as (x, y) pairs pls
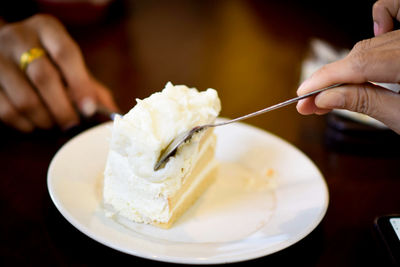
(1, 0), (399, 266)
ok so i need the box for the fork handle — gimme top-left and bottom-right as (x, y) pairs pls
(210, 83), (344, 128)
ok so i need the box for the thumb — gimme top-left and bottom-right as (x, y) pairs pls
(315, 83), (400, 133)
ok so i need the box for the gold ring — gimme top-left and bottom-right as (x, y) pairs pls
(19, 47), (45, 71)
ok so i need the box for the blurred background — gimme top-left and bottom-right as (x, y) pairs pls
(0, 0), (378, 145)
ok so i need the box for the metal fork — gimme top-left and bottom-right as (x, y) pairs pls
(153, 83), (342, 171)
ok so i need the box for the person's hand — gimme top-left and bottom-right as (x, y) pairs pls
(296, 29), (400, 134)
(296, 0), (400, 134)
(0, 14), (118, 132)
(373, 0), (400, 36)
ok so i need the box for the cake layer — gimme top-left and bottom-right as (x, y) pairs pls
(155, 161), (218, 229)
(168, 132), (216, 209)
(154, 131), (218, 228)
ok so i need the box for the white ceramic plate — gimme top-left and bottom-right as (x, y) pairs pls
(47, 119), (329, 264)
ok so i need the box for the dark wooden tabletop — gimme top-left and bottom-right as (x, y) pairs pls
(1, 0), (400, 266)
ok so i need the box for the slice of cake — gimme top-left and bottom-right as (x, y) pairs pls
(103, 82), (221, 228)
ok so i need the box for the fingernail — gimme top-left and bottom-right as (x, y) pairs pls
(81, 98), (97, 117)
(373, 21), (380, 36)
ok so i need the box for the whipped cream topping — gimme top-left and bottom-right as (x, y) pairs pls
(107, 82), (220, 183)
(103, 82), (221, 223)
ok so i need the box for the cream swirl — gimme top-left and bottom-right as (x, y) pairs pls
(108, 82), (221, 183)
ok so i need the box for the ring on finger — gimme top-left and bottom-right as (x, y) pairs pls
(19, 47), (45, 72)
